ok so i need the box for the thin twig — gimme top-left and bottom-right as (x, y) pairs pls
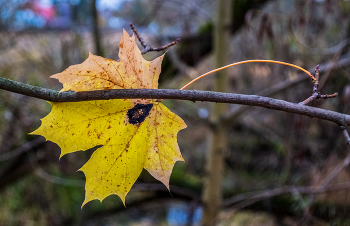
(223, 131), (350, 211)
(300, 65), (320, 105)
(300, 93), (318, 105)
(223, 56), (350, 124)
(167, 48), (199, 78)
(297, 149), (350, 220)
(130, 23), (147, 48)
(319, 152), (350, 187)
(300, 65), (338, 105)
(223, 182), (350, 209)
(313, 64), (320, 92)
(0, 137), (45, 162)
(317, 92), (338, 99)
(130, 22), (180, 54)
(35, 167), (85, 187)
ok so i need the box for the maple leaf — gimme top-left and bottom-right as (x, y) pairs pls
(31, 29), (187, 206)
(51, 29), (163, 92)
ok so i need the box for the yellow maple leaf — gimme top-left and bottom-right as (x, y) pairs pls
(31, 29), (187, 206)
(51, 29), (163, 92)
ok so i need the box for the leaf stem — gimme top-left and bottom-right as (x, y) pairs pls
(180, 60), (316, 90)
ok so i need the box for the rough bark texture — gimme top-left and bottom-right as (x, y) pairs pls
(1, 76), (350, 127)
(201, 0), (231, 225)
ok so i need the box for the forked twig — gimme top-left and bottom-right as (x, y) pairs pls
(130, 22), (180, 55)
(299, 65), (338, 105)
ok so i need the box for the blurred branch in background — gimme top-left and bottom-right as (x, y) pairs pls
(1, 0), (350, 225)
(0, 137), (45, 162)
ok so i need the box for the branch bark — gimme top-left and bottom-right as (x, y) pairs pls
(1, 76), (350, 127)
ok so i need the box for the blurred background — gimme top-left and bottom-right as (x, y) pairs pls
(1, 0), (350, 225)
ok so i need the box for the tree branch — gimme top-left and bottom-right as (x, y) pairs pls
(0, 137), (45, 162)
(1, 76), (350, 127)
(130, 22), (180, 55)
(223, 182), (350, 210)
(300, 65), (338, 105)
(223, 55), (350, 124)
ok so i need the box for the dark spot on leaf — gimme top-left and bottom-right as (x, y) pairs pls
(127, 103), (153, 125)
(50, 125), (53, 128)
(120, 43), (123, 48)
(107, 125), (112, 129)
(87, 123), (91, 128)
